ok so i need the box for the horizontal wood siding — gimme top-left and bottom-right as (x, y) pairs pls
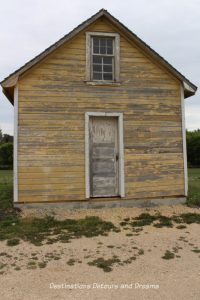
(18, 17), (184, 202)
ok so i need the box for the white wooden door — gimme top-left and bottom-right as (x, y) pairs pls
(89, 116), (119, 197)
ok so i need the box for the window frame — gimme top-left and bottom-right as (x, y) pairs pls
(86, 32), (120, 83)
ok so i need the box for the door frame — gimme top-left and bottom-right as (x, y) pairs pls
(85, 112), (125, 199)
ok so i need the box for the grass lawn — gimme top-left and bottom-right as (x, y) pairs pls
(0, 170), (13, 184)
(0, 169), (199, 209)
(187, 168), (200, 207)
(0, 170), (13, 210)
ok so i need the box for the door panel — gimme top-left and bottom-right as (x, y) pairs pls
(89, 116), (119, 197)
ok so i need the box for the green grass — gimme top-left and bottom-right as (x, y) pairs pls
(7, 238), (20, 246)
(138, 249), (144, 255)
(67, 258), (76, 266)
(177, 213), (200, 224)
(88, 257), (121, 272)
(0, 170), (13, 210)
(38, 261), (47, 268)
(187, 168), (200, 207)
(124, 213), (174, 228)
(191, 249), (200, 253)
(0, 170), (13, 182)
(162, 250), (175, 260)
(0, 215), (117, 246)
(27, 261), (37, 269)
(176, 225), (187, 229)
(120, 212), (200, 230)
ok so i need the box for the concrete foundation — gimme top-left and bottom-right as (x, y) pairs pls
(14, 197), (186, 210)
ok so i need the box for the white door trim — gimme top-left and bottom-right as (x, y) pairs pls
(85, 112), (125, 198)
(14, 85), (18, 202)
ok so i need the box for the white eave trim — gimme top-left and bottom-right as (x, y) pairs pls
(183, 81), (196, 95)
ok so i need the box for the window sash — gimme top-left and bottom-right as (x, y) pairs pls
(92, 37), (114, 55)
(91, 37), (115, 81)
(92, 55), (114, 81)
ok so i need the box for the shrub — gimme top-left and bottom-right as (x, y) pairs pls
(0, 143), (13, 168)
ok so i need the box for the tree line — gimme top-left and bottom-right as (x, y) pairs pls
(0, 128), (199, 169)
(0, 129), (13, 169)
(186, 129), (200, 167)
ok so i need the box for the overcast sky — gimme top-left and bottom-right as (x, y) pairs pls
(0, 0), (199, 134)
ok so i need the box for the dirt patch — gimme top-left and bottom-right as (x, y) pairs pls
(0, 204), (199, 300)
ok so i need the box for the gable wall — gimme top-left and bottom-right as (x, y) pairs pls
(17, 17), (184, 202)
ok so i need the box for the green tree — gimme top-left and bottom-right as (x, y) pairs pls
(1, 134), (13, 144)
(0, 129), (2, 143)
(0, 142), (13, 167)
(186, 129), (200, 167)
(0, 129), (13, 169)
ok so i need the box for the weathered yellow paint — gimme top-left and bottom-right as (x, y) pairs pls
(17, 17), (184, 202)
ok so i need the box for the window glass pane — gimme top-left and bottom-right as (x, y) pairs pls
(103, 56), (112, 64)
(93, 72), (102, 80)
(107, 47), (113, 55)
(93, 64), (102, 72)
(107, 39), (113, 47)
(93, 56), (102, 64)
(103, 65), (112, 72)
(103, 73), (113, 80)
(107, 39), (113, 54)
(93, 38), (99, 47)
(93, 46), (99, 54)
(100, 39), (106, 47)
(100, 46), (106, 54)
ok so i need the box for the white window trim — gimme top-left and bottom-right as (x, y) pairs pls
(181, 85), (188, 196)
(85, 112), (125, 199)
(86, 32), (120, 82)
(14, 85), (18, 202)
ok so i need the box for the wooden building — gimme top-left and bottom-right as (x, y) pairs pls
(1, 9), (197, 207)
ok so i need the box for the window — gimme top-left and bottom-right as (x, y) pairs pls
(92, 37), (114, 80)
(86, 32), (120, 82)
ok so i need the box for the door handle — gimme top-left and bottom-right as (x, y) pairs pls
(116, 154), (119, 161)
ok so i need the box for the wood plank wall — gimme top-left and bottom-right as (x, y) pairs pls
(17, 17), (184, 202)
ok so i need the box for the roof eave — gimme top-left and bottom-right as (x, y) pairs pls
(2, 87), (14, 105)
(183, 82), (197, 99)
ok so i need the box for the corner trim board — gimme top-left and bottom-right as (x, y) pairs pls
(85, 112), (125, 198)
(14, 85), (18, 202)
(181, 85), (188, 196)
(85, 113), (90, 198)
